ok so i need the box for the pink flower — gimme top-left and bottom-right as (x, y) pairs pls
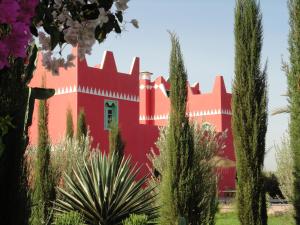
(18, 0), (39, 24)
(4, 22), (31, 58)
(0, 42), (9, 69)
(0, 0), (20, 24)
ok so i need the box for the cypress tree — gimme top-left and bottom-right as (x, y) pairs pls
(287, 0), (300, 223)
(30, 83), (55, 225)
(159, 33), (195, 225)
(66, 108), (74, 139)
(232, 1), (268, 225)
(108, 121), (125, 161)
(76, 109), (87, 142)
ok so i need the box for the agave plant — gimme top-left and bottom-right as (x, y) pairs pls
(54, 152), (158, 225)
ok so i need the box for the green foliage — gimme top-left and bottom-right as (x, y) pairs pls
(109, 121), (125, 161)
(0, 1), (134, 224)
(275, 133), (294, 202)
(159, 32), (191, 225)
(233, 0), (268, 225)
(53, 211), (86, 225)
(0, 46), (42, 224)
(26, 132), (92, 223)
(287, 0), (300, 223)
(54, 152), (158, 225)
(24, 44), (38, 84)
(263, 172), (284, 199)
(123, 214), (148, 225)
(159, 33), (220, 225)
(0, 115), (13, 158)
(50, 134), (91, 193)
(76, 109), (87, 142)
(215, 212), (295, 225)
(30, 95), (56, 225)
(178, 217), (187, 225)
(32, 0), (125, 47)
(66, 108), (74, 139)
(150, 124), (225, 225)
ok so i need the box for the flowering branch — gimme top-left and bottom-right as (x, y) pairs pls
(0, 0), (138, 74)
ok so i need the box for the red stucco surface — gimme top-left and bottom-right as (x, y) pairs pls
(29, 48), (236, 194)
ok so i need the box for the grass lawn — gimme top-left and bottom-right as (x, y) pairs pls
(215, 212), (295, 225)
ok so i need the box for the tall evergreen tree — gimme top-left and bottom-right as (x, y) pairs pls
(76, 109), (87, 142)
(108, 121), (125, 161)
(66, 108), (74, 139)
(233, 1), (268, 225)
(287, 0), (300, 223)
(30, 82), (55, 225)
(159, 33), (196, 225)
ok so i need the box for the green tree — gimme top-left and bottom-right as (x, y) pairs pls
(275, 133), (293, 202)
(76, 109), (87, 142)
(30, 88), (56, 225)
(0, 2), (135, 224)
(287, 0), (300, 223)
(108, 121), (125, 161)
(232, 1), (268, 225)
(66, 108), (74, 139)
(159, 33), (201, 225)
(150, 124), (225, 225)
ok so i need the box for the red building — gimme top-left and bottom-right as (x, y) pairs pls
(29, 48), (236, 194)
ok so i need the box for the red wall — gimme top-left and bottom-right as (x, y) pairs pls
(139, 75), (236, 193)
(29, 48), (236, 195)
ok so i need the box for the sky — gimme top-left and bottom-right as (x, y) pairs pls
(85, 0), (290, 171)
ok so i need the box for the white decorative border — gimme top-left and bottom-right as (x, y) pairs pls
(139, 83), (168, 97)
(54, 85), (139, 102)
(139, 109), (232, 121)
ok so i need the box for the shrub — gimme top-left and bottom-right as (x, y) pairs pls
(54, 152), (158, 225)
(50, 134), (91, 191)
(148, 123), (225, 225)
(275, 133), (294, 202)
(123, 214), (148, 225)
(53, 211), (85, 225)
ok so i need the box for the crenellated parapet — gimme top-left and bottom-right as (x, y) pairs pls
(29, 49), (235, 194)
(139, 73), (232, 131)
(74, 49), (140, 100)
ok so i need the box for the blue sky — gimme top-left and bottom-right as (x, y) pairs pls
(86, 0), (290, 171)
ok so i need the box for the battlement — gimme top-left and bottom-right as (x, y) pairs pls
(29, 49), (236, 194)
(139, 73), (232, 130)
(30, 49), (141, 101)
(73, 48), (140, 98)
(97, 51), (140, 75)
(72, 48), (139, 77)
(140, 74), (229, 97)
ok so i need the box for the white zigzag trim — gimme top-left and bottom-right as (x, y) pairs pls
(55, 86), (139, 102)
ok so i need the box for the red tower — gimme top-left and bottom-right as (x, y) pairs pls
(29, 48), (235, 194)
